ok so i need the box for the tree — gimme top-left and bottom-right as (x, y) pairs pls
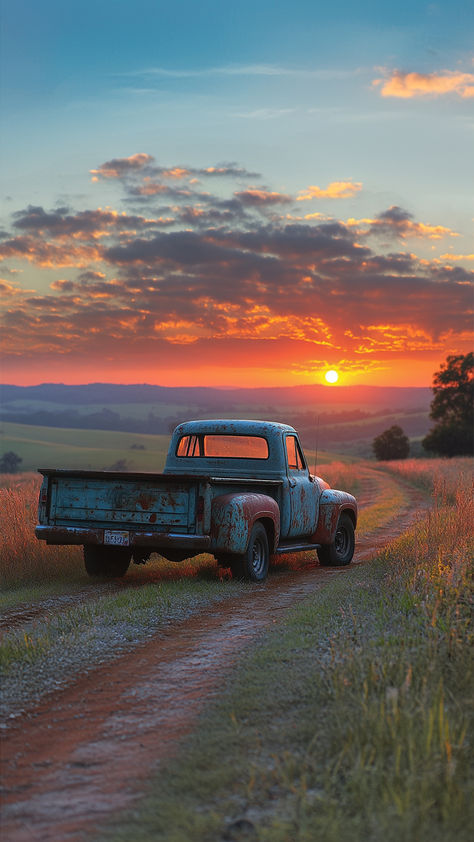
(0, 451), (23, 473)
(423, 353), (474, 456)
(372, 426), (410, 461)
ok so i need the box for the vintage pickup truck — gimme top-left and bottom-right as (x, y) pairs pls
(35, 419), (357, 582)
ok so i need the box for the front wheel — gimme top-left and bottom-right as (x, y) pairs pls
(317, 513), (355, 567)
(83, 545), (131, 578)
(230, 523), (269, 583)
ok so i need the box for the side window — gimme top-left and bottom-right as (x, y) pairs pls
(176, 435), (201, 457)
(286, 436), (305, 471)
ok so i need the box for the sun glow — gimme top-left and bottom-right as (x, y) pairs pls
(325, 369), (339, 384)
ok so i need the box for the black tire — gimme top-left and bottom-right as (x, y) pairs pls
(83, 545), (131, 578)
(317, 513), (355, 567)
(231, 522), (269, 582)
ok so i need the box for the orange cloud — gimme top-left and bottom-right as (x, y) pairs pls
(161, 167), (190, 179)
(373, 69), (474, 99)
(0, 236), (103, 267)
(297, 181), (362, 201)
(0, 279), (25, 297)
(440, 253), (474, 261)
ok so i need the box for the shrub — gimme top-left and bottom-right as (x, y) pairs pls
(0, 451), (23, 473)
(373, 425), (410, 461)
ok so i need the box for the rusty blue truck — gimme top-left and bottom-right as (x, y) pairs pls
(35, 419), (357, 582)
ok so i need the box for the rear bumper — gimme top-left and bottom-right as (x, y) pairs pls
(35, 525), (211, 552)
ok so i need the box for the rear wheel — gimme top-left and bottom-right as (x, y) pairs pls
(230, 523), (269, 582)
(83, 545), (131, 578)
(317, 513), (355, 567)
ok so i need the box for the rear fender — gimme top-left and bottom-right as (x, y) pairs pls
(312, 489), (357, 544)
(210, 492), (280, 555)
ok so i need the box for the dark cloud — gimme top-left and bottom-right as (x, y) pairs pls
(12, 206), (173, 237)
(378, 206), (413, 224)
(91, 154), (259, 184)
(365, 205), (457, 240)
(90, 153), (154, 179)
(234, 188), (293, 207)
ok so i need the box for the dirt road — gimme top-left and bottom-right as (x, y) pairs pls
(0, 469), (428, 841)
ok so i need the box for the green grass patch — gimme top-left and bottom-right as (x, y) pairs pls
(0, 422), (170, 472)
(0, 579), (90, 612)
(357, 468), (408, 533)
(99, 487), (473, 842)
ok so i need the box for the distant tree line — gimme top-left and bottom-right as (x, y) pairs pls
(0, 408), (181, 435)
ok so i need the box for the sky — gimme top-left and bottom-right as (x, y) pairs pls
(1, 0), (473, 389)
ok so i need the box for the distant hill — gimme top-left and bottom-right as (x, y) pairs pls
(1, 382), (432, 411)
(0, 382), (433, 459)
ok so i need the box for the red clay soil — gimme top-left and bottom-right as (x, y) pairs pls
(0, 476), (428, 842)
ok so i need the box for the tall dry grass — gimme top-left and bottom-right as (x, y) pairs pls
(316, 461), (360, 496)
(0, 473), (81, 588)
(382, 456), (473, 501)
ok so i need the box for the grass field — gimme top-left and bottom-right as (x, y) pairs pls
(0, 422), (171, 472)
(382, 456), (474, 499)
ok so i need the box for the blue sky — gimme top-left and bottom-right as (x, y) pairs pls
(1, 0), (473, 387)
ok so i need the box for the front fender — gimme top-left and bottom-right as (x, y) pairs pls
(312, 489), (357, 545)
(210, 492), (280, 555)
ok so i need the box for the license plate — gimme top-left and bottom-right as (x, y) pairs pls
(104, 530), (130, 547)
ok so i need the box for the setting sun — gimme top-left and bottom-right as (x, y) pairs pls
(325, 370), (339, 384)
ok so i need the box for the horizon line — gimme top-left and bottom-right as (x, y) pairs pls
(1, 381), (432, 391)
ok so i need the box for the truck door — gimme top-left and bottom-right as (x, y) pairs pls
(284, 434), (319, 538)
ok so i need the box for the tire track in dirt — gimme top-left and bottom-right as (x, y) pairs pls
(0, 474), (429, 842)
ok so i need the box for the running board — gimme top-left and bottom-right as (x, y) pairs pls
(275, 542), (321, 555)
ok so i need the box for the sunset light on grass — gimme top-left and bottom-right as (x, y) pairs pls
(0, 1), (472, 390)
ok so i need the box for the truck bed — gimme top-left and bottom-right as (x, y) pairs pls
(39, 469), (208, 532)
(38, 468), (282, 532)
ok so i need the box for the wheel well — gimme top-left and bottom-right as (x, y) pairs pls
(258, 517), (275, 552)
(341, 508), (356, 528)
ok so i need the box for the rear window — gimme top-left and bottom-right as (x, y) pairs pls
(176, 434), (269, 459)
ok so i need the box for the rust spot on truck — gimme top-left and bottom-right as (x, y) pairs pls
(137, 493), (154, 511)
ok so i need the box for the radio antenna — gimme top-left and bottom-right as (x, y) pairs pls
(313, 414), (320, 475)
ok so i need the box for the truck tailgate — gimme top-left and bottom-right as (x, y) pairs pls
(43, 470), (203, 533)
